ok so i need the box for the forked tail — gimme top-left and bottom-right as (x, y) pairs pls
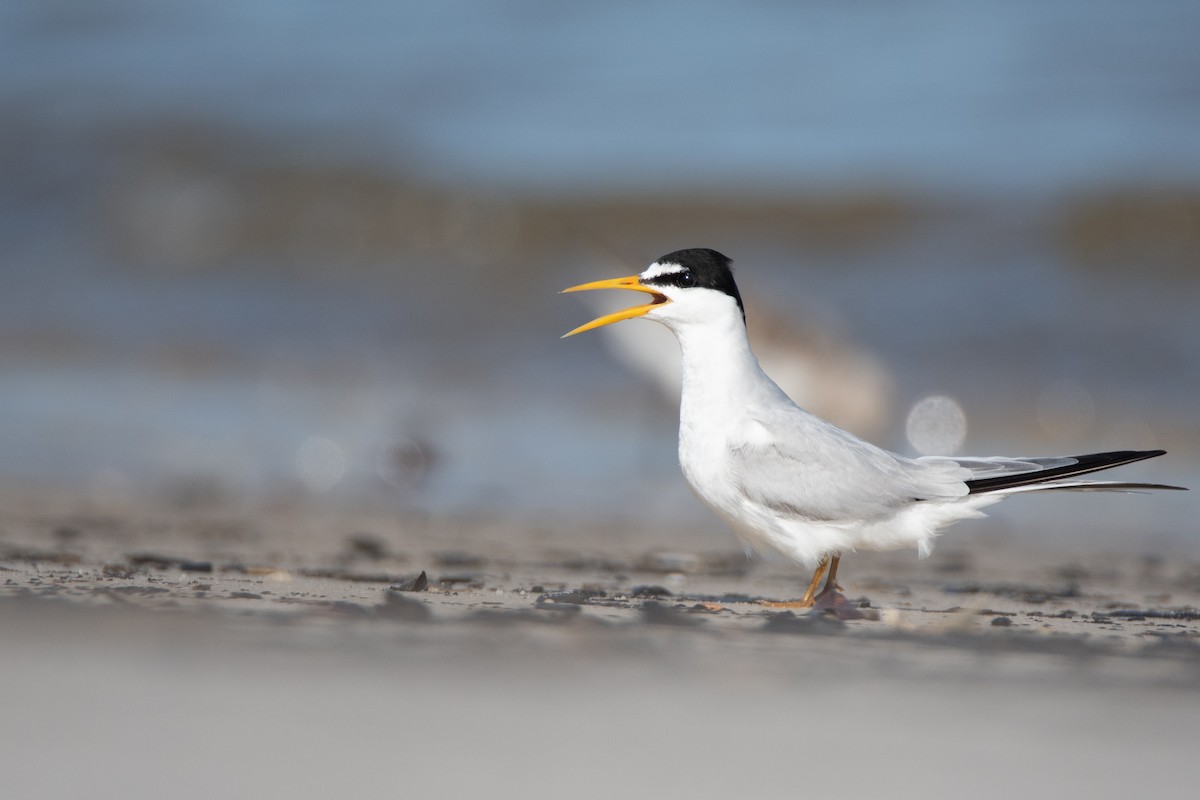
(963, 449), (1187, 495)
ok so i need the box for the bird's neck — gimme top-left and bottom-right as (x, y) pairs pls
(672, 316), (775, 422)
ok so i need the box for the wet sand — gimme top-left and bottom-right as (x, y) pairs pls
(2, 488), (1198, 799)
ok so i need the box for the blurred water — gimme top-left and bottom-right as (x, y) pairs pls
(3, 1), (1200, 192)
(0, 1), (1196, 543)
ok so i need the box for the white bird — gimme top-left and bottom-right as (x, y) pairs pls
(563, 248), (1185, 608)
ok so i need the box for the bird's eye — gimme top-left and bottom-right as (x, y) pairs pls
(678, 271), (695, 286)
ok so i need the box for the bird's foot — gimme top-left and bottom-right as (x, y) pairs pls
(811, 589), (876, 620)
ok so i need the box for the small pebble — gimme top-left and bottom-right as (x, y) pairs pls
(630, 585), (673, 598)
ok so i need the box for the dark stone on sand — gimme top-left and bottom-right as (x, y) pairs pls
(102, 564), (137, 578)
(630, 585), (673, 598)
(392, 570), (429, 592)
(229, 591), (262, 600)
(180, 561), (213, 573)
(991, 616), (1014, 627)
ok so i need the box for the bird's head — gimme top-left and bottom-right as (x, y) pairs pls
(561, 248), (744, 337)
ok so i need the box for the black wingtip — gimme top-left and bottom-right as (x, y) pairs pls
(966, 449), (1172, 495)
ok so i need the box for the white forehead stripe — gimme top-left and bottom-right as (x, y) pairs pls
(641, 261), (686, 280)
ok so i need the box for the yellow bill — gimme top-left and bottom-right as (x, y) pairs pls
(560, 275), (670, 337)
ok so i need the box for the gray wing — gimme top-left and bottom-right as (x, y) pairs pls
(727, 409), (970, 522)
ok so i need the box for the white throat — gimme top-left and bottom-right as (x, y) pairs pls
(659, 309), (784, 428)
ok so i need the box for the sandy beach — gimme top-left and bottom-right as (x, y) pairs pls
(3, 488), (1197, 799)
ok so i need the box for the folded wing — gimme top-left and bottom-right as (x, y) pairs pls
(727, 411), (970, 522)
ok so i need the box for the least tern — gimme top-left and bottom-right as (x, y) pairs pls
(563, 248), (1185, 607)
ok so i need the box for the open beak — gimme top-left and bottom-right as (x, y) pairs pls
(560, 275), (669, 337)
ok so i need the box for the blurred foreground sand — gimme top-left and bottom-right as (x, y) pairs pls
(2, 488), (1198, 799)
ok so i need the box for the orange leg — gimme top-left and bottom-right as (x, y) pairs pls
(759, 557), (829, 609)
(799, 557), (831, 606)
(812, 554), (871, 619)
(813, 554), (842, 601)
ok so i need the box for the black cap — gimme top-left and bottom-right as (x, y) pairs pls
(646, 248), (744, 316)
